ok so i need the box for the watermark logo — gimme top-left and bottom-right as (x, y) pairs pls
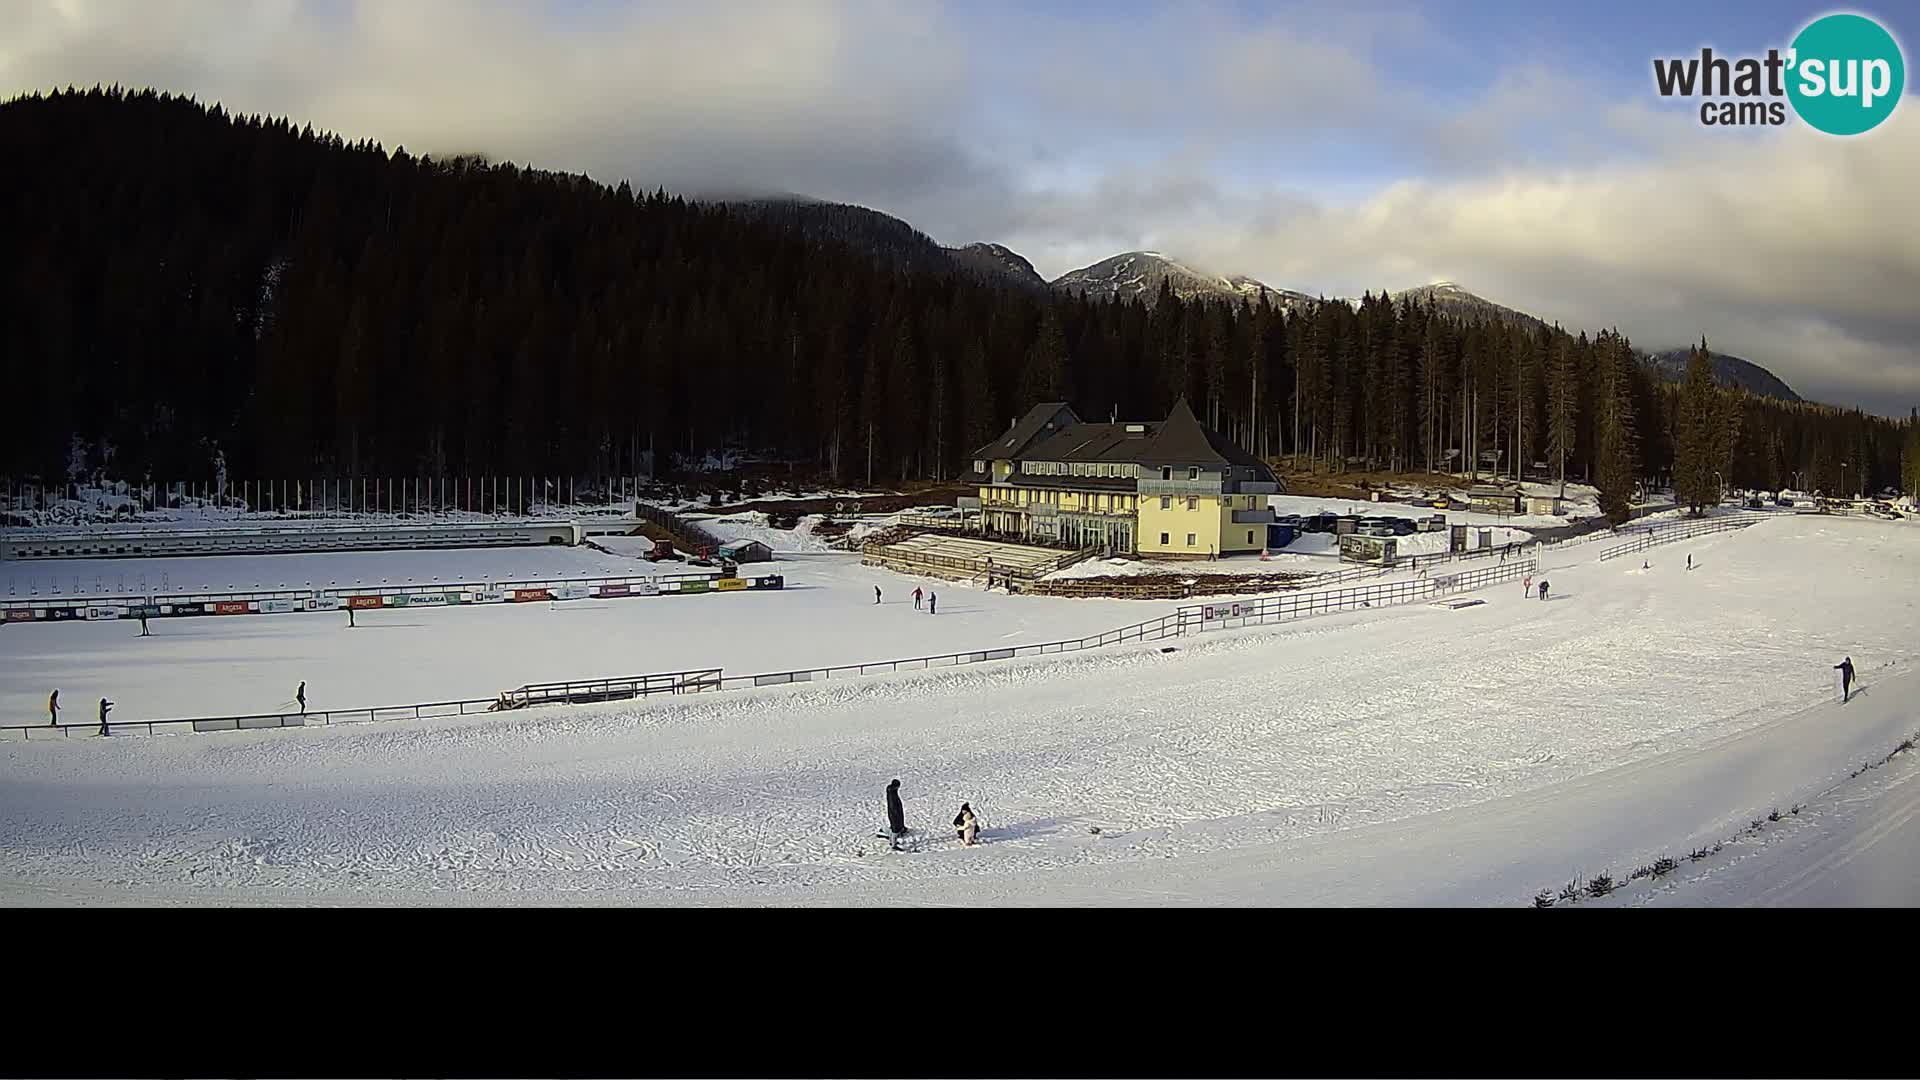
(1653, 12), (1904, 134)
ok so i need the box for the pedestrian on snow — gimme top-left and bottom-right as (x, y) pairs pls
(138, 612), (150, 636)
(48, 689), (60, 727)
(1687, 553), (1693, 571)
(347, 606), (356, 628)
(928, 592), (937, 615)
(1835, 656), (1856, 703)
(296, 681), (307, 715)
(1538, 580), (1550, 601)
(97, 697), (114, 736)
(874, 585), (882, 605)
(1523, 574), (1532, 596)
(885, 779), (907, 836)
(953, 802), (980, 846)
(913, 587), (923, 610)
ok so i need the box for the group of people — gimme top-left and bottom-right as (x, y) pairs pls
(873, 585), (937, 614)
(885, 778), (980, 848)
(47, 680), (309, 734)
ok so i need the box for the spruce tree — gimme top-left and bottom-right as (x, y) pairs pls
(1674, 338), (1722, 515)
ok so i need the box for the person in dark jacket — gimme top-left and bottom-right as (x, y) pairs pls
(913, 586), (923, 610)
(874, 585), (882, 605)
(97, 697), (114, 736)
(48, 688), (60, 726)
(885, 779), (907, 836)
(296, 681), (307, 715)
(1538, 579), (1550, 601)
(953, 802), (980, 846)
(928, 592), (937, 615)
(1836, 656), (1855, 702)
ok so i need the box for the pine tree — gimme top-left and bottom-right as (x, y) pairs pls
(1673, 338), (1722, 515)
(1594, 330), (1638, 525)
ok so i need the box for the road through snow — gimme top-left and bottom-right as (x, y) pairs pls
(2, 515), (1916, 905)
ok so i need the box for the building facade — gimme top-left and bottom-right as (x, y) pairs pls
(957, 400), (1282, 558)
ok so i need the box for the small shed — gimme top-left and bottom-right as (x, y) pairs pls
(1526, 494), (1564, 516)
(716, 539), (774, 563)
(1467, 486), (1522, 514)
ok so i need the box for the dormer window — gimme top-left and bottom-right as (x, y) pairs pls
(1188, 466), (1199, 481)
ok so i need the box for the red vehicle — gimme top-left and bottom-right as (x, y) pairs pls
(643, 539), (681, 562)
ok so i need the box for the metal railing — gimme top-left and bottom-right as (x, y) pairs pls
(1596, 516), (1760, 561)
(1187, 557), (1537, 631)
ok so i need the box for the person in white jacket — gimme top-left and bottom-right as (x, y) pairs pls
(952, 802), (980, 846)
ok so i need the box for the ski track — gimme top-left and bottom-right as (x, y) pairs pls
(2, 515), (1917, 903)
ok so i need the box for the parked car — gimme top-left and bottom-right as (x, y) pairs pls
(1390, 517), (1418, 536)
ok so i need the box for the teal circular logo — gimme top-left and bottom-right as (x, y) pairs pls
(1787, 13), (1905, 135)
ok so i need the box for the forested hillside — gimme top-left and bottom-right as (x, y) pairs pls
(1, 88), (1908, 501)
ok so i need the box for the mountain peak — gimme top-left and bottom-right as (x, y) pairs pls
(1051, 250), (1315, 308)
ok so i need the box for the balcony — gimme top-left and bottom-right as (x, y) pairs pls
(1137, 477), (1226, 497)
(1235, 481), (1281, 495)
(956, 496), (982, 511)
(1232, 508), (1275, 524)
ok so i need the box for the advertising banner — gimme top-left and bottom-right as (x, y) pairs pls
(635, 582), (661, 597)
(596, 583), (631, 598)
(213, 600), (252, 615)
(395, 593), (448, 607)
(260, 599), (302, 613)
(512, 588), (552, 602)
(4, 609), (37, 622)
(552, 585), (590, 601)
(347, 595), (385, 610)
(714, 577), (747, 592)
(471, 590), (508, 604)
(678, 579), (709, 594)
(308, 596), (343, 611)
(84, 607), (122, 620)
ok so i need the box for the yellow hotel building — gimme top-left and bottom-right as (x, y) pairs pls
(957, 399), (1283, 558)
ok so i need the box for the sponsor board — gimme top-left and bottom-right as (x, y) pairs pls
(4, 609), (37, 622)
(395, 593), (449, 607)
(596, 583), (631, 598)
(512, 588), (552, 602)
(260, 599), (302, 613)
(49, 607), (80, 620)
(471, 590), (508, 604)
(678, 580), (709, 594)
(714, 577), (747, 592)
(85, 607), (122, 620)
(636, 582), (661, 597)
(750, 575), (785, 590)
(347, 596), (385, 610)
(552, 585), (591, 601)
(214, 600), (252, 615)
(129, 605), (163, 618)
(308, 596), (342, 611)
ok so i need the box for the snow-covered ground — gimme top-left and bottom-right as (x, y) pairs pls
(3, 513), (1917, 905)
(0, 545), (644, 600)
(0, 552), (1171, 723)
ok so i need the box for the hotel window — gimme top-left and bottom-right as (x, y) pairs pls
(1186, 497), (1197, 511)
(1188, 466), (1199, 480)
(1161, 467), (1172, 480)
(1186, 533), (1197, 546)
(1247, 531), (1255, 544)
(1159, 532), (1169, 545)
(1160, 496), (1171, 510)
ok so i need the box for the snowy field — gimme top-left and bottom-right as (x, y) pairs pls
(0, 544), (646, 600)
(3, 513), (1917, 905)
(0, 552), (1170, 722)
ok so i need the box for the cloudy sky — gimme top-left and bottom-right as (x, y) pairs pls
(5, 0), (1917, 415)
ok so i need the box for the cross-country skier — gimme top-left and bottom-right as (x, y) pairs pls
(953, 803), (980, 846)
(1687, 553), (1693, 571)
(1835, 656), (1855, 703)
(885, 779), (907, 837)
(1538, 579), (1550, 601)
(913, 586), (923, 610)
(928, 592), (937, 615)
(48, 689), (59, 726)
(296, 681), (307, 715)
(97, 697), (114, 736)
(874, 585), (882, 605)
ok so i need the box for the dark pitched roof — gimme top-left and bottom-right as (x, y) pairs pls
(1019, 422), (1159, 463)
(971, 402), (1079, 461)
